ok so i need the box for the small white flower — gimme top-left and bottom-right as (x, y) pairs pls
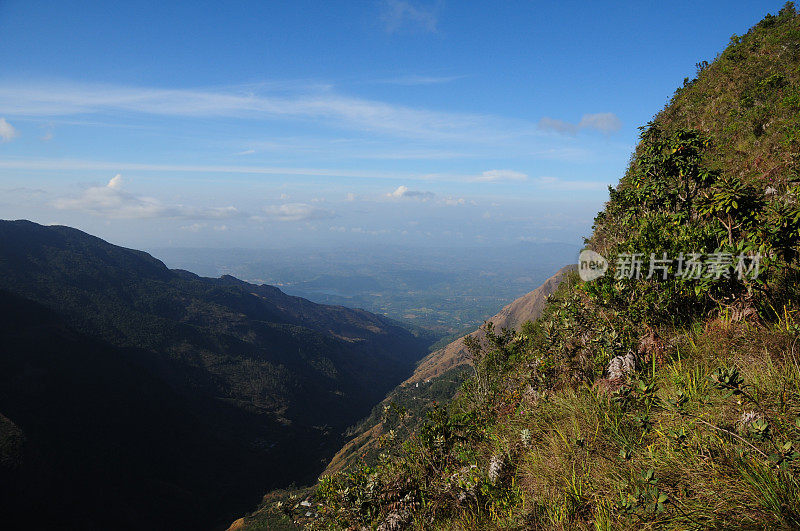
(520, 428), (532, 448)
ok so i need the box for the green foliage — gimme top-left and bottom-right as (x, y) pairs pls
(710, 365), (745, 396)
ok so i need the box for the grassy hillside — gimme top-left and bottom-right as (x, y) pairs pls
(235, 4), (800, 529)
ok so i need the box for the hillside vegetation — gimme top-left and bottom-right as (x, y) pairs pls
(0, 220), (432, 529)
(236, 5), (800, 529)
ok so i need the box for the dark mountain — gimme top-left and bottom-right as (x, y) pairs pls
(0, 290), (268, 530)
(0, 220), (433, 529)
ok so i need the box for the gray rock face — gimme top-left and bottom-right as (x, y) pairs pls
(607, 352), (636, 380)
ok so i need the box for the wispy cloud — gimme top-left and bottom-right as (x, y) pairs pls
(0, 81), (531, 143)
(533, 176), (607, 191)
(53, 174), (241, 219)
(243, 136), (473, 160)
(0, 159), (616, 203)
(538, 112), (622, 135)
(40, 121), (55, 141)
(180, 222), (207, 232)
(0, 118), (18, 142)
(473, 169), (528, 182)
(258, 203), (334, 222)
(578, 113), (622, 133)
(0, 158), (421, 180)
(387, 185), (435, 201)
(441, 197), (466, 206)
(0, 158), (486, 183)
(381, 0), (441, 34)
(537, 117), (579, 135)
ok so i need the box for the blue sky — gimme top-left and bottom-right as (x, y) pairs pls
(0, 0), (785, 249)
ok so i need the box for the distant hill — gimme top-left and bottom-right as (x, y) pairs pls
(151, 242), (579, 335)
(0, 220), (433, 529)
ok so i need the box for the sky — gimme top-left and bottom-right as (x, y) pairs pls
(0, 0), (787, 249)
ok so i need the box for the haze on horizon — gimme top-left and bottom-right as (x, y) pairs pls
(0, 0), (782, 250)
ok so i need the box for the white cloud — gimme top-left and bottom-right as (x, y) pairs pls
(53, 175), (241, 219)
(107, 173), (123, 189)
(259, 203), (334, 222)
(442, 197), (465, 206)
(387, 185), (434, 201)
(381, 0), (440, 34)
(539, 112), (622, 135)
(235, 149), (255, 155)
(0, 118), (18, 142)
(473, 169), (528, 182)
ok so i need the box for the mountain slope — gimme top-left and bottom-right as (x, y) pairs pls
(319, 264), (576, 477)
(0, 290), (267, 529)
(0, 220), (433, 529)
(408, 264), (576, 384)
(235, 5), (800, 529)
